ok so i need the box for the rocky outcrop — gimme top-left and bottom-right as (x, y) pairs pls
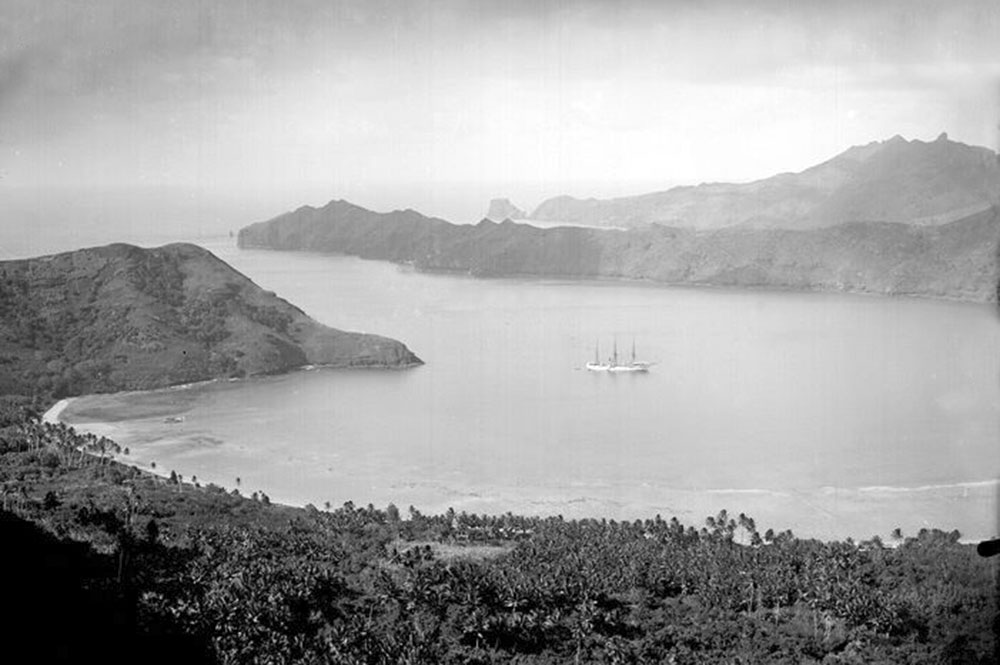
(530, 135), (1000, 230)
(485, 198), (526, 221)
(0, 243), (421, 397)
(238, 200), (1000, 303)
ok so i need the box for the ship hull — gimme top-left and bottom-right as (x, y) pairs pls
(586, 362), (649, 372)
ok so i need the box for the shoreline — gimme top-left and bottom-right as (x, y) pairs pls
(234, 242), (996, 306)
(53, 418), (998, 543)
(59, 383), (999, 499)
(43, 348), (997, 545)
(47, 360), (420, 424)
(18, 398), (993, 547)
(42, 398), (73, 425)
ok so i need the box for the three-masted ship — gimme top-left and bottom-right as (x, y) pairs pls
(586, 339), (650, 372)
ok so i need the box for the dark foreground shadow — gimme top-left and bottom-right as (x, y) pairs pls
(0, 510), (215, 664)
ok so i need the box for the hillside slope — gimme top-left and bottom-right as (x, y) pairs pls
(530, 134), (1000, 229)
(239, 201), (1000, 302)
(0, 243), (421, 397)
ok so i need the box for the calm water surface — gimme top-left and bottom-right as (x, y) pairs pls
(62, 239), (1000, 540)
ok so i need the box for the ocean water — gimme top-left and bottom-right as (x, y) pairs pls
(55, 238), (1000, 541)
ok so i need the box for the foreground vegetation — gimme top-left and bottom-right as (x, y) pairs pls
(1, 398), (995, 663)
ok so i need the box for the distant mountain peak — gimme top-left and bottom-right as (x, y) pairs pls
(322, 198), (359, 210)
(486, 198), (526, 221)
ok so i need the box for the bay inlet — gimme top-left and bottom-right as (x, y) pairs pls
(57, 239), (1000, 541)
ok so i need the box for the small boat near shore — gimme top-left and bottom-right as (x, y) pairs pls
(586, 339), (650, 373)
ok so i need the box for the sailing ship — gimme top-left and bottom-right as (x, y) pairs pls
(586, 339), (650, 372)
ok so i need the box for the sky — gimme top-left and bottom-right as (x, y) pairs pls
(1, 0), (999, 226)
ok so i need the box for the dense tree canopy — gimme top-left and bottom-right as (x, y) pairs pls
(0, 406), (994, 663)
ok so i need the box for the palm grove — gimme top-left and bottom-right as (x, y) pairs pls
(0, 397), (993, 664)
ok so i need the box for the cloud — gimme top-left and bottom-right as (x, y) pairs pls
(3, 0), (998, 192)
(0, 45), (51, 112)
(5, 0), (996, 111)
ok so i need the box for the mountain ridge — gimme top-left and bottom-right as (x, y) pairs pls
(528, 134), (1000, 229)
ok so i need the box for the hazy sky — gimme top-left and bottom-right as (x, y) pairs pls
(2, 0), (999, 221)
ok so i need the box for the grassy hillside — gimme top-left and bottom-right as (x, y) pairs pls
(0, 242), (421, 398)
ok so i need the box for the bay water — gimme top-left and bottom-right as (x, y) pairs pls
(56, 238), (1000, 541)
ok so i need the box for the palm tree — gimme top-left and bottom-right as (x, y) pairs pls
(738, 513), (757, 545)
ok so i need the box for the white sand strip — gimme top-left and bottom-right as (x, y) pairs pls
(41, 398), (73, 424)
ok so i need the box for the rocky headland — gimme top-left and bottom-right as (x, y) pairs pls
(485, 198), (526, 221)
(0, 242), (421, 398)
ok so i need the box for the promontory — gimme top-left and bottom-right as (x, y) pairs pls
(0, 242), (421, 398)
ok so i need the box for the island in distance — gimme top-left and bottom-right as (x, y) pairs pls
(239, 135), (999, 304)
(0, 242), (421, 398)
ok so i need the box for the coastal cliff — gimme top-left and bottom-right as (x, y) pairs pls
(239, 200), (999, 303)
(0, 242), (421, 397)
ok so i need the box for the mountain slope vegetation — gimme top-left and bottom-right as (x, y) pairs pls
(0, 242), (421, 398)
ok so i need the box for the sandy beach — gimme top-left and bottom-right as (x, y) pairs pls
(44, 394), (186, 486)
(42, 398), (73, 425)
